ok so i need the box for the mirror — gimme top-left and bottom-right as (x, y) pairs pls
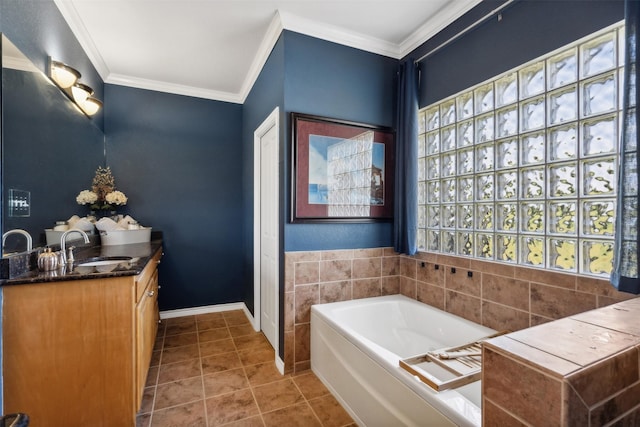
(1, 34), (106, 253)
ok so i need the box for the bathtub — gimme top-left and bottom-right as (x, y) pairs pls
(310, 295), (496, 427)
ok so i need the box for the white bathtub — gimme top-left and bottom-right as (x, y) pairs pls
(310, 295), (496, 427)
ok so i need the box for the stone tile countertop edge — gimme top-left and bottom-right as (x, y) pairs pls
(0, 239), (163, 286)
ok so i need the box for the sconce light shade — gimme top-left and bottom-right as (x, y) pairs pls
(50, 60), (81, 89)
(81, 97), (102, 116)
(71, 83), (94, 105)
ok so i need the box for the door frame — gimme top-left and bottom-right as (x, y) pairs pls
(253, 107), (283, 373)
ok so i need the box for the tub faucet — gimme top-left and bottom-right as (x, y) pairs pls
(60, 229), (90, 266)
(2, 229), (33, 253)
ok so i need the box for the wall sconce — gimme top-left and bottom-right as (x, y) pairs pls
(48, 58), (102, 117)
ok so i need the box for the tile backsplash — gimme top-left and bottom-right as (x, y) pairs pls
(284, 247), (634, 373)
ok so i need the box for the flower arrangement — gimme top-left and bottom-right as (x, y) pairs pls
(76, 166), (128, 211)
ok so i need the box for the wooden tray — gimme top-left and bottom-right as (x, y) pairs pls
(399, 331), (508, 392)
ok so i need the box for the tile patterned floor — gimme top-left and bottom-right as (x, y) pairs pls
(136, 310), (355, 427)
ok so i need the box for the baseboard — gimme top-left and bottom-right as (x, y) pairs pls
(160, 302), (248, 319)
(275, 355), (285, 375)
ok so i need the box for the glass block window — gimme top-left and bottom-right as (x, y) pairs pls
(417, 23), (623, 278)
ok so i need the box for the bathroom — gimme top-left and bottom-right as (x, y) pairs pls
(0, 0), (636, 426)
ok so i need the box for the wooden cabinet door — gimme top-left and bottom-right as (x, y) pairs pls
(135, 269), (159, 407)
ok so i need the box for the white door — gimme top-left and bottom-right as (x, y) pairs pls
(258, 119), (278, 349)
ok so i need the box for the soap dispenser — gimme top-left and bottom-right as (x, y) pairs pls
(37, 247), (58, 271)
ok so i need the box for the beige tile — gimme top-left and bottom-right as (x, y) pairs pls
(234, 333), (270, 351)
(571, 299), (640, 336)
(399, 276), (417, 299)
(381, 256), (399, 276)
(436, 254), (470, 269)
(163, 332), (198, 349)
(201, 351), (242, 375)
(319, 281), (352, 303)
(145, 366), (159, 388)
(165, 321), (197, 336)
(195, 312), (225, 323)
(292, 371), (330, 400)
(151, 350), (161, 367)
(157, 358), (201, 384)
(286, 251), (322, 263)
(483, 398), (528, 427)
(308, 394), (354, 427)
(238, 344), (274, 366)
(319, 259), (352, 282)
(352, 278), (381, 299)
(161, 344), (200, 364)
(294, 360), (311, 373)
(399, 256), (416, 279)
(136, 413), (151, 427)
(245, 362), (286, 387)
(515, 267), (576, 289)
(196, 317), (227, 331)
(151, 400), (206, 427)
(284, 292), (294, 332)
(565, 381), (590, 427)
(482, 301), (530, 332)
(352, 257), (381, 279)
(203, 368), (249, 397)
(483, 347), (563, 426)
(530, 283), (596, 319)
(446, 290), (481, 324)
(469, 259), (515, 278)
(199, 327), (231, 342)
(484, 336), (580, 378)
(284, 331), (294, 373)
(418, 262), (444, 286)
(154, 377), (204, 410)
(530, 313), (554, 327)
(589, 380), (640, 426)
(224, 310), (251, 326)
(228, 324), (256, 338)
(295, 284), (319, 324)
(262, 402), (321, 427)
(200, 338), (236, 357)
(222, 416), (266, 427)
(353, 248), (383, 258)
(139, 387), (155, 414)
(294, 324), (311, 364)
(320, 250), (353, 260)
(381, 276), (400, 295)
(508, 318), (639, 367)
(482, 274), (530, 311)
(383, 247), (399, 256)
(566, 347), (639, 406)
(417, 281), (445, 310)
(164, 316), (196, 327)
(253, 378), (305, 413)
(445, 267), (480, 297)
(295, 261), (319, 285)
(205, 389), (260, 426)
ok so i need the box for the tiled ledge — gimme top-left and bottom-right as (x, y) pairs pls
(483, 297), (640, 425)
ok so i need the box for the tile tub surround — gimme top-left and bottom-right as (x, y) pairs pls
(285, 248), (634, 374)
(137, 310), (355, 427)
(482, 297), (640, 426)
(285, 248), (401, 373)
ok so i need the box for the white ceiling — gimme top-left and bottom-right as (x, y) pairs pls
(54, 0), (482, 104)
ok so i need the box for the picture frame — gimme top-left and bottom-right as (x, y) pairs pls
(290, 112), (395, 223)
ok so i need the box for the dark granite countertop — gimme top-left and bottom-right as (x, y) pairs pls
(0, 238), (163, 286)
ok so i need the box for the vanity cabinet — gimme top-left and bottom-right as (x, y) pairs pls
(2, 247), (162, 427)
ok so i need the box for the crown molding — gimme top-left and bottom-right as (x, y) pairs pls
(399, 0), (484, 58)
(238, 11), (285, 103)
(106, 73), (244, 104)
(53, 0), (110, 79)
(278, 10), (401, 59)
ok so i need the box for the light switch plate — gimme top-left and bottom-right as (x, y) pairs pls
(8, 189), (30, 217)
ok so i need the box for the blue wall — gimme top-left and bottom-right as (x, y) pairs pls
(105, 85), (243, 310)
(412, 0), (624, 107)
(282, 31), (398, 252)
(241, 34), (286, 315)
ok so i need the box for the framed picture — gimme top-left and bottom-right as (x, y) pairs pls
(291, 112), (395, 223)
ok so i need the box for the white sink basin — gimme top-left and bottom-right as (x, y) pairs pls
(77, 256), (132, 267)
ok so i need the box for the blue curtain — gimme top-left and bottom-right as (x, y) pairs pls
(393, 59), (419, 255)
(612, 0), (640, 293)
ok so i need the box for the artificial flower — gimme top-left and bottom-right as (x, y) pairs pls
(105, 190), (128, 206)
(76, 190), (98, 205)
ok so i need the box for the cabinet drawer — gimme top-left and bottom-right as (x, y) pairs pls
(135, 248), (162, 302)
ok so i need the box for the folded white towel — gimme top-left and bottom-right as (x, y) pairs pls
(117, 215), (137, 229)
(67, 215), (81, 228)
(95, 217), (126, 231)
(74, 217), (95, 232)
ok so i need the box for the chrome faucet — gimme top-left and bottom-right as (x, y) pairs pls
(2, 229), (33, 253)
(60, 229), (90, 266)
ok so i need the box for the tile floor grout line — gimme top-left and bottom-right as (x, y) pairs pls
(196, 315), (209, 427)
